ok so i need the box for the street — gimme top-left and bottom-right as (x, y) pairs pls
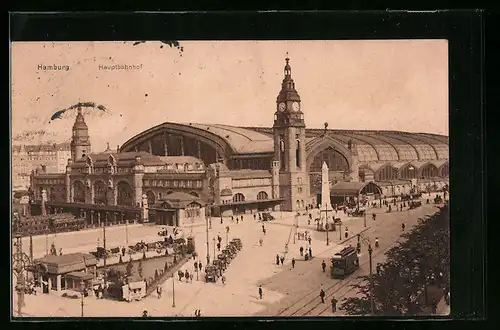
(13, 196), (447, 317)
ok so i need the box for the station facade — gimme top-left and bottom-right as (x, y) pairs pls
(30, 57), (449, 223)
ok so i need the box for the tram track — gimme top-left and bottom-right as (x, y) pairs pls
(275, 211), (422, 317)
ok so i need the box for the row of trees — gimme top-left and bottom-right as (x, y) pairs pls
(341, 203), (450, 315)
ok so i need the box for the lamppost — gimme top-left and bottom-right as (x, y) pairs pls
(172, 274), (176, 307)
(102, 214), (107, 286)
(225, 226), (229, 246)
(205, 215), (210, 265)
(80, 280), (85, 317)
(358, 233), (375, 315)
(212, 237), (216, 261)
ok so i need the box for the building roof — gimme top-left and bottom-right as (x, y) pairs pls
(12, 143), (71, 153)
(329, 181), (381, 196)
(35, 252), (97, 275)
(120, 122), (448, 162)
(73, 151), (165, 166)
(65, 271), (94, 280)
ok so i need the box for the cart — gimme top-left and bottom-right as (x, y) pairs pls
(204, 265), (218, 283)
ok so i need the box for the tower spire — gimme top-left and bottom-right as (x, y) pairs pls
(284, 53), (291, 78)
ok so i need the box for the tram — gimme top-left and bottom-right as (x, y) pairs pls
(330, 246), (359, 278)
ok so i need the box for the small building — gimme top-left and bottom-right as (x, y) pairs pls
(148, 191), (206, 226)
(122, 275), (146, 302)
(318, 181), (383, 206)
(33, 252), (97, 294)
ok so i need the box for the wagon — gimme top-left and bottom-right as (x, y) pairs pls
(262, 213), (275, 221)
(204, 265), (218, 283)
(230, 238), (242, 250)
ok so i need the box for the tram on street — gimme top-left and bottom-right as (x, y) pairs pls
(330, 246), (359, 278)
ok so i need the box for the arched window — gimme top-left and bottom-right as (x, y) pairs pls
(257, 191), (268, 200)
(439, 163), (449, 177)
(233, 193), (245, 203)
(116, 181), (134, 206)
(375, 165), (398, 181)
(93, 181), (108, 205)
(185, 202), (201, 218)
(146, 190), (155, 206)
(421, 164), (438, 178)
(400, 164), (417, 179)
(296, 140), (301, 168)
(73, 181), (85, 203)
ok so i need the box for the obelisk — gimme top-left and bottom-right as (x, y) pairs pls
(320, 162), (333, 212)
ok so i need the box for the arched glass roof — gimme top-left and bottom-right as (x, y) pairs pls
(414, 145), (437, 160)
(374, 145), (399, 161)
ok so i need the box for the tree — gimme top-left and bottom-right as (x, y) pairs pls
(138, 260), (144, 278)
(340, 205), (449, 316)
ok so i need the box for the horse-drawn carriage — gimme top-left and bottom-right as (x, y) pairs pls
(230, 238), (242, 251)
(204, 265), (218, 283)
(346, 208), (366, 217)
(409, 200), (422, 209)
(158, 227), (169, 236)
(222, 247), (236, 260)
(217, 254), (228, 269)
(212, 260), (225, 276)
(262, 213), (275, 221)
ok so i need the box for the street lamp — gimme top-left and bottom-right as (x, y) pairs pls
(205, 215), (210, 265)
(212, 237), (216, 261)
(172, 274), (176, 307)
(324, 204), (329, 246)
(358, 233), (375, 315)
(80, 280), (85, 317)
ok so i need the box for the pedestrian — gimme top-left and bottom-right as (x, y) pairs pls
(345, 229), (349, 239)
(157, 286), (162, 299)
(372, 213), (376, 221)
(258, 285), (263, 299)
(259, 238), (263, 246)
(321, 260), (326, 272)
(280, 256), (285, 266)
(142, 310), (149, 317)
(263, 228), (266, 235)
(319, 288), (325, 303)
(276, 254), (280, 265)
(231, 216), (234, 222)
(431, 298), (437, 314)
(185, 270), (190, 281)
(194, 260), (198, 271)
(292, 257), (296, 268)
(241, 215), (243, 222)
(190, 273), (194, 283)
(309, 247), (313, 258)
(254, 214), (256, 220)
(262, 224), (265, 232)
(198, 261), (202, 272)
(299, 246), (304, 256)
(331, 297), (338, 313)
(308, 236), (312, 245)
(220, 217), (223, 224)
(217, 242), (221, 251)
(221, 275), (226, 286)
(122, 247), (126, 256)
(236, 218), (239, 224)
(402, 223), (405, 231)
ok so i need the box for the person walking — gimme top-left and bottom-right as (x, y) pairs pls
(276, 254), (280, 265)
(254, 214), (256, 221)
(280, 256), (285, 266)
(190, 273), (194, 283)
(292, 257), (296, 268)
(262, 224), (265, 233)
(402, 222), (406, 231)
(319, 288), (326, 303)
(331, 297), (338, 313)
(241, 215), (243, 222)
(259, 237), (263, 246)
(299, 246), (304, 257)
(157, 286), (162, 299)
(220, 217), (223, 224)
(217, 242), (221, 251)
(308, 236), (312, 245)
(321, 260), (327, 273)
(372, 213), (376, 221)
(142, 310), (149, 317)
(263, 228), (266, 235)
(431, 298), (437, 314)
(258, 285), (263, 299)
(309, 247), (312, 258)
(221, 275), (226, 286)
(198, 261), (202, 272)
(236, 218), (239, 224)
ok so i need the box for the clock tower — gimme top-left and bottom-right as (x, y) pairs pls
(273, 56), (309, 211)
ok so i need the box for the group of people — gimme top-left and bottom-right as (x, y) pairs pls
(319, 287), (339, 313)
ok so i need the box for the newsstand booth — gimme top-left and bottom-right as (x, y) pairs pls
(122, 275), (146, 302)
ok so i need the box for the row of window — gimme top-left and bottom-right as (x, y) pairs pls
(232, 178), (272, 188)
(144, 179), (203, 188)
(37, 179), (65, 185)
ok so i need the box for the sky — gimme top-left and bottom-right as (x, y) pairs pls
(11, 40), (448, 151)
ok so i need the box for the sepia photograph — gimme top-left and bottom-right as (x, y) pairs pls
(11, 40), (450, 318)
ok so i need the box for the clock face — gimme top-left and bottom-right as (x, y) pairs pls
(278, 102), (286, 112)
(292, 102), (300, 112)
